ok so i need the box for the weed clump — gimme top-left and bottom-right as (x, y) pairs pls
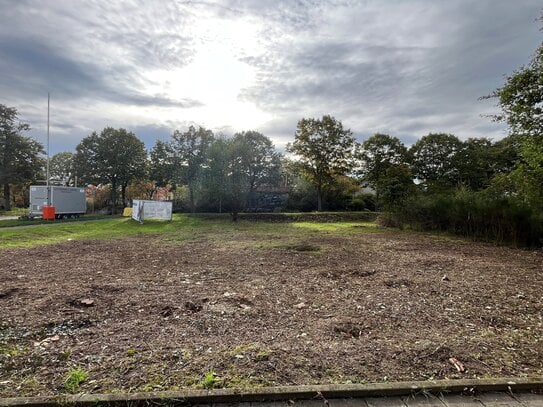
(202, 371), (219, 389)
(64, 367), (89, 393)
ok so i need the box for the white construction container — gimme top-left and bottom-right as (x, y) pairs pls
(132, 200), (173, 223)
(29, 186), (86, 218)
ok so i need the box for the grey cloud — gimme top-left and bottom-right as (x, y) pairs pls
(237, 0), (541, 141)
(109, 92), (202, 109)
(240, 39), (430, 125)
(220, 0), (326, 30)
(0, 0), (202, 108)
(0, 36), (100, 97)
(0, 35), (201, 109)
(95, 30), (196, 71)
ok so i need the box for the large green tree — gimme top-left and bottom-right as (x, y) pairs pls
(232, 131), (281, 206)
(490, 39), (543, 209)
(491, 44), (543, 138)
(50, 151), (75, 186)
(453, 138), (493, 190)
(491, 134), (522, 174)
(170, 126), (214, 212)
(149, 140), (174, 188)
(410, 133), (463, 191)
(74, 127), (147, 211)
(358, 133), (411, 207)
(201, 133), (281, 218)
(358, 133), (408, 186)
(287, 115), (356, 211)
(201, 137), (248, 219)
(202, 138), (231, 213)
(0, 104), (44, 210)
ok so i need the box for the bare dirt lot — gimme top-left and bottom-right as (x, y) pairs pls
(1, 222), (542, 396)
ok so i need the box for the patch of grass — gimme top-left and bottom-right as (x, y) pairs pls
(139, 374), (167, 392)
(196, 369), (268, 390)
(0, 214), (199, 249)
(0, 343), (22, 356)
(126, 348), (137, 356)
(0, 214), (117, 228)
(181, 375), (201, 388)
(0, 218), (32, 228)
(223, 374), (270, 389)
(201, 371), (219, 389)
(0, 213), (382, 250)
(292, 221), (380, 233)
(63, 367), (89, 393)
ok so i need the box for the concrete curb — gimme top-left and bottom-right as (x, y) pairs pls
(1, 377), (542, 406)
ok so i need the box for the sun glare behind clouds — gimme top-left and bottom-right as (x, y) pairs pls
(140, 14), (270, 130)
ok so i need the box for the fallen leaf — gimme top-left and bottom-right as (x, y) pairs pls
(293, 302), (306, 309)
(448, 357), (465, 372)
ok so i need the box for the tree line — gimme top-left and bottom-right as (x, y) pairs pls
(1, 36), (541, 244)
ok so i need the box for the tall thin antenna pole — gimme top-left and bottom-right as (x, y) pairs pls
(46, 92), (50, 205)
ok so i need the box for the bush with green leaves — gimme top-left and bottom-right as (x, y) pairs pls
(398, 188), (542, 247)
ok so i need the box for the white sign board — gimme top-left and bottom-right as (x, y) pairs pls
(132, 200), (173, 222)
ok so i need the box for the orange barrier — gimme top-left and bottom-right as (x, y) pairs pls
(42, 205), (56, 220)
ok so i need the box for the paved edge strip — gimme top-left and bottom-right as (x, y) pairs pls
(1, 377), (542, 406)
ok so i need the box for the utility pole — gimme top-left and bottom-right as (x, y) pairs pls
(46, 92), (50, 205)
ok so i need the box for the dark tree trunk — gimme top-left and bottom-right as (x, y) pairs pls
(231, 211), (238, 222)
(111, 180), (117, 215)
(121, 183), (127, 208)
(189, 185), (195, 213)
(316, 185), (323, 212)
(2, 184), (11, 211)
(247, 185), (256, 210)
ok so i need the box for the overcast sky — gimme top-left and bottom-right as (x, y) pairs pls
(1, 0), (541, 154)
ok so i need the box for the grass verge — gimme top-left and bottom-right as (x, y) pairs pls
(0, 213), (382, 249)
(0, 214), (117, 228)
(0, 215), (195, 249)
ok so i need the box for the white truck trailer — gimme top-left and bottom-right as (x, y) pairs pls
(29, 186), (86, 218)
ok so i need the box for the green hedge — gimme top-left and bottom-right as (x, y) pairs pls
(398, 190), (543, 247)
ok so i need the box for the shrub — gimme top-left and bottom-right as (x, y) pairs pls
(397, 189), (542, 247)
(376, 212), (403, 228)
